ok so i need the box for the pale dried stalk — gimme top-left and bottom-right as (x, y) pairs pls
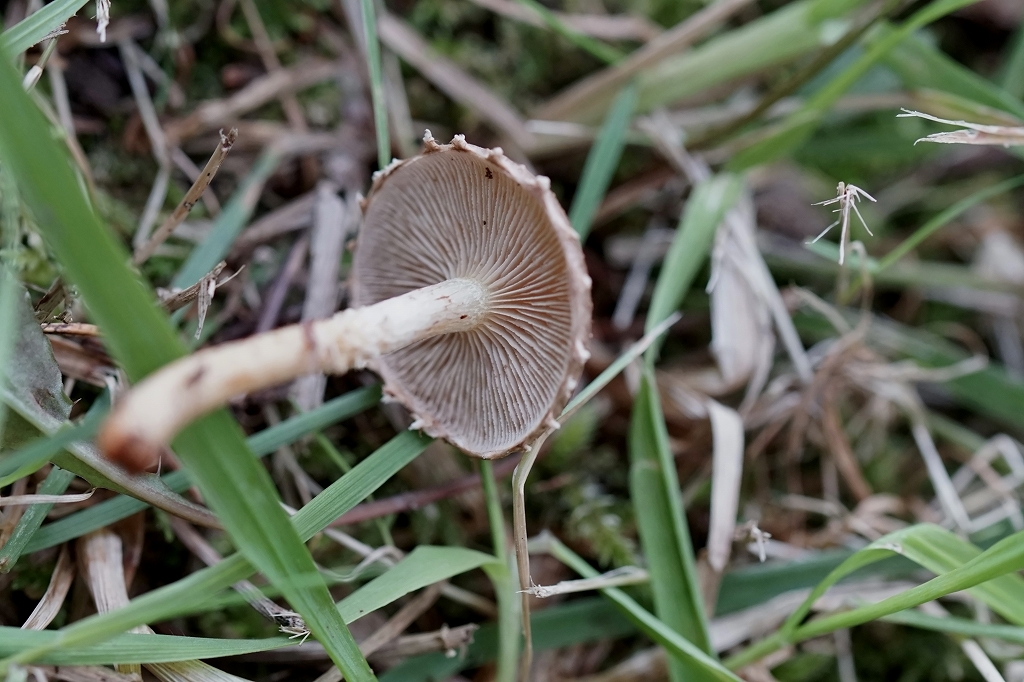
(523, 566), (649, 598)
(898, 109), (1024, 146)
(0, 490), (93, 506)
(377, 13), (534, 150)
(78, 530), (253, 682)
(166, 60), (339, 142)
(368, 623), (477, 662)
(21, 547), (74, 630)
(100, 278), (487, 471)
(292, 185), (351, 411)
(40, 323), (101, 337)
(705, 399), (744, 573)
(133, 130), (238, 265)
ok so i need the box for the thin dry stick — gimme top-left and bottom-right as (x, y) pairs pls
(40, 323), (101, 337)
(377, 13), (534, 150)
(21, 547), (74, 630)
(119, 39), (172, 248)
(133, 129), (238, 265)
(169, 148), (222, 216)
(821, 382), (873, 502)
(523, 565), (649, 598)
(166, 59), (339, 142)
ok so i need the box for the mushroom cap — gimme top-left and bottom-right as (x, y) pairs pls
(350, 133), (592, 459)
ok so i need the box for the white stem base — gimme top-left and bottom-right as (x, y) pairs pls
(99, 279), (487, 471)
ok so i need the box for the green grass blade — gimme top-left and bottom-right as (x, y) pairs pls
(290, 430), (431, 539)
(359, 0), (390, 169)
(545, 536), (741, 682)
(569, 82), (637, 241)
(0, 269), (17, 444)
(0, 466), (75, 573)
(727, 525), (1024, 669)
(999, 21), (1024, 98)
(621, 171), (742, 677)
(338, 546), (499, 621)
(0, 55), (374, 681)
(511, 0), (623, 64)
(7, 429), (432, 666)
(480, 460), (519, 682)
(25, 386), (381, 553)
(629, 366), (714, 680)
(876, 174), (1024, 271)
(173, 148), (282, 288)
(729, 0), (985, 170)
(0, 630), (292, 664)
(0, 0), (89, 56)
(644, 173), (742, 350)
(0, 413), (99, 488)
(881, 609), (1024, 643)
(554, 0), (868, 125)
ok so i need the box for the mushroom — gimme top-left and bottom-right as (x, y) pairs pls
(98, 133), (592, 472)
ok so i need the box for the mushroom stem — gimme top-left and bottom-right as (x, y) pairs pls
(99, 278), (488, 471)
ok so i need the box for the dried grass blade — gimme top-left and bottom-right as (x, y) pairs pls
(0, 490), (93, 506)
(377, 13), (533, 150)
(897, 109), (1024, 146)
(705, 400), (744, 573)
(20, 547), (74, 630)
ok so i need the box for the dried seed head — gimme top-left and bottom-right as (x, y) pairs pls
(350, 133), (592, 459)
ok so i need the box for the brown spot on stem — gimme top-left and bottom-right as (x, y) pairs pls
(301, 320), (317, 351)
(484, 168), (493, 179)
(185, 366), (206, 387)
(97, 431), (161, 473)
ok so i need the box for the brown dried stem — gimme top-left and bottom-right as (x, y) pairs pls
(133, 130), (238, 265)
